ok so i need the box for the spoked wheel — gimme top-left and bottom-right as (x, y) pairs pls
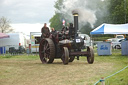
(39, 38), (55, 64)
(87, 46), (94, 64)
(69, 56), (75, 62)
(61, 47), (69, 65)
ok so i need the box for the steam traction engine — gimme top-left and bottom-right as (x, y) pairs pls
(39, 13), (94, 65)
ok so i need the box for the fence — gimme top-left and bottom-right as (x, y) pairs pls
(94, 65), (128, 85)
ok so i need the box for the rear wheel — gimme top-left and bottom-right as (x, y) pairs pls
(39, 38), (55, 64)
(87, 46), (94, 64)
(61, 47), (69, 65)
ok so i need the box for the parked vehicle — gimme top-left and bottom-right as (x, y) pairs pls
(111, 38), (125, 49)
(9, 46), (25, 54)
(30, 32), (41, 53)
(0, 33), (28, 52)
(106, 35), (125, 42)
(115, 35), (125, 39)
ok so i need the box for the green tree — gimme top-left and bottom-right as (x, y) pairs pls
(49, 13), (62, 30)
(49, 0), (64, 30)
(0, 16), (13, 33)
(107, 0), (128, 24)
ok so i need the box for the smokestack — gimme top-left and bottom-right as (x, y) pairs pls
(73, 12), (79, 34)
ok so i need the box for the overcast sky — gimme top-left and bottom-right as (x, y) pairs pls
(0, 0), (57, 35)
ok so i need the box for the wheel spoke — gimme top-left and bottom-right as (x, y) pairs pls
(45, 43), (49, 49)
(46, 47), (50, 51)
(44, 53), (48, 61)
(45, 46), (50, 54)
(46, 54), (50, 59)
(43, 41), (47, 49)
(44, 45), (46, 50)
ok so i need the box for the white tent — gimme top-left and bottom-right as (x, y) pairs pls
(90, 23), (128, 35)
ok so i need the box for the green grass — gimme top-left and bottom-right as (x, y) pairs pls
(94, 54), (128, 85)
(0, 54), (39, 60)
(0, 52), (128, 85)
(105, 67), (128, 85)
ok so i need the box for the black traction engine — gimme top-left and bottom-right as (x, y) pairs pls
(39, 13), (94, 65)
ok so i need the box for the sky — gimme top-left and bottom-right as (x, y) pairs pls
(0, 0), (57, 35)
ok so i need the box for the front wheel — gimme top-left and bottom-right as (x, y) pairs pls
(87, 46), (94, 64)
(61, 47), (69, 65)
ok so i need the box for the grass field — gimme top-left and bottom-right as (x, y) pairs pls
(0, 51), (128, 85)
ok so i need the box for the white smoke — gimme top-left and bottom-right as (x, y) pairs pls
(60, 0), (97, 28)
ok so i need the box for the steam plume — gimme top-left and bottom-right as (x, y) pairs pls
(60, 0), (97, 28)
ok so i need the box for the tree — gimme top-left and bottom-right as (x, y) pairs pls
(49, 0), (64, 30)
(54, 0), (63, 11)
(49, 13), (63, 30)
(107, 0), (128, 24)
(0, 16), (13, 33)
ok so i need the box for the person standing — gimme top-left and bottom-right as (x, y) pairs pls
(41, 23), (50, 39)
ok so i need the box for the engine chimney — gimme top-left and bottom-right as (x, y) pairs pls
(73, 13), (79, 35)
